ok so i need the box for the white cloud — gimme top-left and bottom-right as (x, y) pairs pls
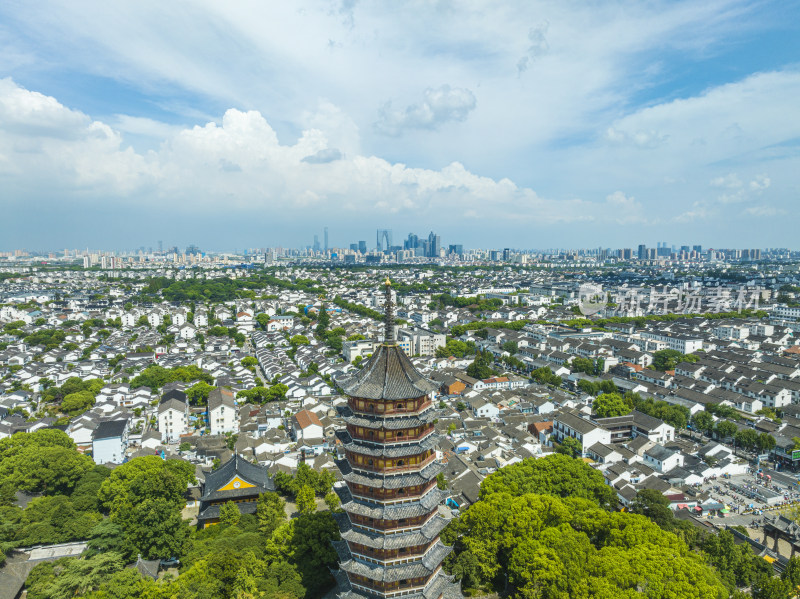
(0, 78), (665, 231)
(375, 85), (477, 136)
(710, 173), (742, 188)
(749, 174), (770, 191)
(743, 205), (783, 217)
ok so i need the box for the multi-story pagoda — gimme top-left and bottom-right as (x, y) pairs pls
(331, 280), (462, 599)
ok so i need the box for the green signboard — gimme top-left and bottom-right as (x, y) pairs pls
(792, 450), (800, 461)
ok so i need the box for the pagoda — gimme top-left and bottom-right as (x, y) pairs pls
(331, 279), (462, 599)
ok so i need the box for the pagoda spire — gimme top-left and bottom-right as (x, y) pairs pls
(384, 277), (395, 344)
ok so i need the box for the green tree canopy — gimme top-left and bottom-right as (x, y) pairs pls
(296, 485), (316, 515)
(592, 392), (632, 418)
(0, 429), (93, 495)
(219, 501), (241, 527)
(479, 455), (616, 508)
(444, 490), (728, 599)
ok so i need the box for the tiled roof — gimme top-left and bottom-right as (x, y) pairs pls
(339, 343), (438, 400)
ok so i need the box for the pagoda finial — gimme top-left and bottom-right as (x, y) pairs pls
(384, 278), (395, 344)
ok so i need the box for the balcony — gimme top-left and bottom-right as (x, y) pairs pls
(350, 453), (436, 475)
(348, 426), (434, 444)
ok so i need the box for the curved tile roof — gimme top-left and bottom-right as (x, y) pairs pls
(339, 343), (438, 401)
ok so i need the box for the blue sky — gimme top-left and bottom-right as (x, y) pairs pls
(1, 0), (799, 251)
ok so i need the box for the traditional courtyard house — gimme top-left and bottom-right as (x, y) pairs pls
(197, 454), (275, 528)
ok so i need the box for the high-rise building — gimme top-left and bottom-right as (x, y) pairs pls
(637, 244), (647, 260)
(350, 243), (359, 251)
(313, 235), (321, 252)
(332, 282), (460, 599)
(503, 248), (511, 261)
(405, 233), (419, 251)
(325, 227), (329, 252)
(377, 229), (393, 252)
(358, 240), (367, 253)
(693, 245), (703, 253)
(448, 244), (463, 256)
(427, 231), (441, 258)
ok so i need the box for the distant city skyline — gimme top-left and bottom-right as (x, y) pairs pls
(1, 2), (799, 249)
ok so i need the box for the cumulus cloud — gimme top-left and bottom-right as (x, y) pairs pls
(374, 85), (477, 136)
(710, 172), (771, 204)
(749, 174), (770, 191)
(603, 191), (650, 224)
(0, 78), (659, 235)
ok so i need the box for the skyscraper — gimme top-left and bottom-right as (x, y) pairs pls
(377, 229), (393, 252)
(324, 227), (329, 252)
(332, 281), (461, 599)
(358, 240), (367, 253)
(427, 231), (441, 258)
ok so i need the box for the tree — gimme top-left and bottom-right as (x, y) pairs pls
(691, 411), (714, 434)
(121, 497), (189, 559)
(257, 492), (287, 535)
(751, 573), (791, 599)
(571, 357), (595, 375)
(466, 351), (494, 380)
(501, 340), (519, 354)
(782, 555), (800, 588)
(556, 436), (583, 458)
(757, 433), (776, 452)
(86, 520), (132, 560)
(448, 487), (728, 599)
(735, 428), (760, 450)
(0, 430), (93, 495)
(61, 390), (95, 415)
(97, 455), (195, 515)
(286, 511), (340, 596)
(219, 501), (241, 527)
(479, 455), (615, 508)
(186, 381), (214, 405)
(592, 392), (631, 418)
(296, 485), (316, 515)
(437, 472), (448, 490)
(629, 489), (676, 530)
(290, 335), (310, 347)
(652, 349), (698, 371)
(531, 367), (562, 386)
(241, 356), (258, 367)
(715, 420), (738, 441)
(324, 492), (340, 512)
(435, 339), (478, 358)
(26, 552), (125, 599)
(316, 304), (330, 335)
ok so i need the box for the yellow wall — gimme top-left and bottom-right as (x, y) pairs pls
(218, 476), (256, 492)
